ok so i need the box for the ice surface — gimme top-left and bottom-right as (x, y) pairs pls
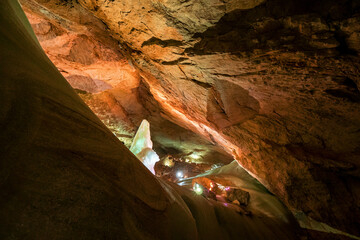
(179, 160), (296, 223)
(130, 119), (159, 174)
(130, 120), (152, 155)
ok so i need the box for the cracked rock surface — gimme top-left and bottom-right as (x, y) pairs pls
(19, 0), (360, 236)
(1, 1), (301, 239)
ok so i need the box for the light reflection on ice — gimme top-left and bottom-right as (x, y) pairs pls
(130, 119), (160, 174)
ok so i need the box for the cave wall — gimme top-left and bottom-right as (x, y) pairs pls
(19, 0), (234, 165)
(73, 0), (360, 235)
(0, 1), (302, 239)
(10, 0), (360, 236)
(0, 0), (197, 238)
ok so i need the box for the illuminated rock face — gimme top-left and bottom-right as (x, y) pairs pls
(19, 0), (360, 236)
(20, 0), (233, 166)
(0, 1), (299, 239)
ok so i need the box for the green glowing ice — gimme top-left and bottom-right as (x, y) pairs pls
(130, 119), (159, 174)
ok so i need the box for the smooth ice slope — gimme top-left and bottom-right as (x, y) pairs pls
(180, 161), (296, 223)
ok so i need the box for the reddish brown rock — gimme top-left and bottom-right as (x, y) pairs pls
(19, 0), (360, 236)
(20, 0), (232, 165)
(1, 1), (301, 239)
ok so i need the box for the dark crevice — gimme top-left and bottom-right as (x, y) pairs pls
(141, 36), (183, 48)
(159, 57), (188, 65)
(333, 30), (358, 55)
(331, 76), (359, 90)
(190, 79), (212, 89)
(326, 76), (360, 102)
(325, 89), (360, 102)
(186, 0), (360, 56)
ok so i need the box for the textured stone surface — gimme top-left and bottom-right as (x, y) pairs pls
(20, 0), (233, 166)
(19, 0), (360, 236)
(0, 1), (299, 239)
(227, 188), (251, 206)
(76, 0), (360, 235)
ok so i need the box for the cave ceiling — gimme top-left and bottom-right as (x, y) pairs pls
(19, 0), (360, 236)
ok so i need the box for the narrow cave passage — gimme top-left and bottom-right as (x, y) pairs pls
(1, 0), (360, 239)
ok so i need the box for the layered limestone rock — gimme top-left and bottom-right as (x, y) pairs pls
(75, 0), (360, 235)
(0, 1), (299, 239)
(19, 0), (360, 237)
(20, 0), (233, 165)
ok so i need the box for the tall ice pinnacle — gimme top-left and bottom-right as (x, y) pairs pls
(130, 119), (159, 174)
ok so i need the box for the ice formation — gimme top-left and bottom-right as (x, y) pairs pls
(130, 119), (159, 174)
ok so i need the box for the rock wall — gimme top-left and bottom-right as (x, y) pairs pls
(20, 0), (233, 165)
(0, 1), (192, 238)
(18, 0), (360, 236)
(0, 1), (300, 239)
(77, 0), (360, 235)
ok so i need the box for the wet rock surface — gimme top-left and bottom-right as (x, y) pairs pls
(19, 0), (360, 236)
(227, 188), (251, 206)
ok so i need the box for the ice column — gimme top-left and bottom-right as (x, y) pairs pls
(130, 119), (159, 174)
